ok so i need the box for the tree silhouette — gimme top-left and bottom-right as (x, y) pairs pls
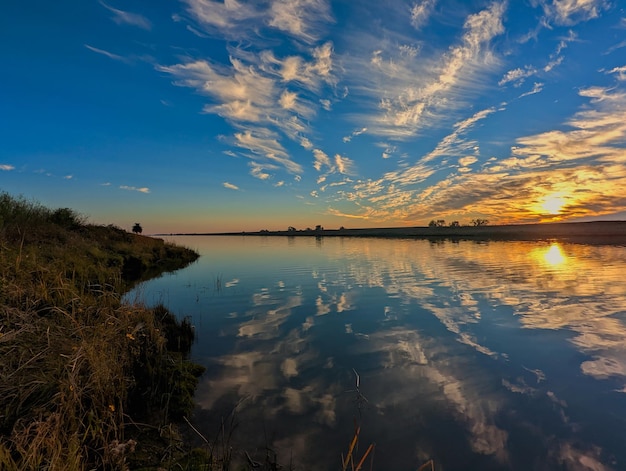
(132, 223), (143, 234)
(471, 219), (489, 227)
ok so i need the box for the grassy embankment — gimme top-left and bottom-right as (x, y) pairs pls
(0, 193), (207, 470)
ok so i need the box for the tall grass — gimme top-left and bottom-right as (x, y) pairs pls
(0, 192), (202, 470)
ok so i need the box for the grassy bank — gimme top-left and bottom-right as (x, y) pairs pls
(0, 193), (203, 470)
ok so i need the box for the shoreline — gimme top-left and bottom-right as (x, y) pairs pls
(159, 220), (626, 245)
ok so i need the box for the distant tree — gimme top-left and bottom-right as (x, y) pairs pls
(429, 219), (446, 227)
(339, 226), (345, 230)
(132, 223), (143, 234)
(449, 221), (460, 227)
(288, 226), (297, 232)
(315, 225), (323, 231)
(471, 219), (489, 227)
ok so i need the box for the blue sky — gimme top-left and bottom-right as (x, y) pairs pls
(2, 0), (626, 233)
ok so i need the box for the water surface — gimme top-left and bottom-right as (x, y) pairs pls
(127, 236), (626, 470)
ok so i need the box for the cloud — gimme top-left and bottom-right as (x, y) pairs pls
(223, 182), (240, 190)
(420, 106), (496, 165)
(458, 156), (478, 167)
(607, 65), (626, 81)
(84, 44), (128, 63)
(120, 185), (150, 193)
(99, 1), (152, 30)
(63, 175), (73, 180)
(312, 149), (331, 172)
(249, 161), (277, 180)
(0, 164), (14, 171)
(334, 154), (354, 175)
(181, 0), (262, 38)
(182, 0), (332, 44)
(499, 65), (537, 87)
(537, 0), (609, 26)
(234, 129), (303, 174)
(352, 2), (506, 138)
(342, 127), (367, 143)
(267, 0), (333, 44)
(157, 41), (336, 174)
(410, 0), (437, 29)
(519, 82), (544, 98)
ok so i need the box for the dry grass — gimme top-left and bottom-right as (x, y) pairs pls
(0, 192), (202, 470)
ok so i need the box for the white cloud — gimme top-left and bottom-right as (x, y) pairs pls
(458, 156), (478, 167)
(0, 164), (14, 171)
(421, 106), (496, 164)
(99, 1), (152, 30)
(234, 129), (303, 174)
(182, 0), (332, 44)
(268, 0), (333, 44)
(64, 175), (73, 180)
(519, 82), (544, 98)
(158, 41), (336, 175)
(607, 65), (626, 81)
(84, 44), (128, 63)
(313, 149), (332, 172)
(334, 154), (354, 175)
(181, 0), (262, 38)
(223, 182), (240, 190)
(354, 2), (506, 138)
(120, 185), (150, 193)
(249, 161), (277, 180)
(342, 127), (367, 143)
(538, 0), (609, 26)
(499, 65), (537, 87)
(410, 0), (437, 29)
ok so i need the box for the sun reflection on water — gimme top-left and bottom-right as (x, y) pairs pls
(542, 243), (567, 267)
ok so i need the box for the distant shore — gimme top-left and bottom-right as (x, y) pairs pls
(160, 220), (626, 245)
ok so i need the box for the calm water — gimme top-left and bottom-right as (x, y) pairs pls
(127, 236), (626, 470)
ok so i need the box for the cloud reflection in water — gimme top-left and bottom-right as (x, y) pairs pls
(147, 236), (626, 470)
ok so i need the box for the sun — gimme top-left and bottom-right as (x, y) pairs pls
(541, 194), (567, 215)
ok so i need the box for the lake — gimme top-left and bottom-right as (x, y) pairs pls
(126, 235), (626, 470)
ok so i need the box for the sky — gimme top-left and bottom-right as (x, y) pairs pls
(2, 0), (626, 233)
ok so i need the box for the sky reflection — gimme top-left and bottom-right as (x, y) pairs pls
(130, 236), (626, 470)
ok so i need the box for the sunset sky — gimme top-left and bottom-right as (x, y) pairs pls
(2, 0), (626, 233)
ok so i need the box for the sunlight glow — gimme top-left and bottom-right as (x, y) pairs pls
(541, 194), (567, 215)
(543, 243), (567, 267)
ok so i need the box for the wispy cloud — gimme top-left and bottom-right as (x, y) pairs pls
(84, 44), (128, 63)
(267, 0), (333, 44)
(157, 41), (335, 174)
(120, 185), (150, 193)
(499, 65), (537, 87)
(0, 164), (14, 171)
(349, 2), (506, 138)
(537, 0), (609, 26)
(519, 82), (544, 98)
(99, 1), (152, 30)
(410, 0), (437, 29)
(234, 129), (303, 174)
(182, 0), (332, 44)
(342, 127), (367, 143)
(249, 161), (278, 180)
(223, 182), (240, 190)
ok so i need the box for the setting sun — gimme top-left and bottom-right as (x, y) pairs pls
(541, 194), (567, 215)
